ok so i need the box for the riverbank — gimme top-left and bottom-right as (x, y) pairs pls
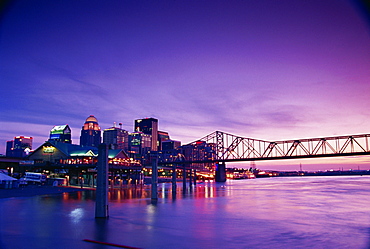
(0, 185), (87, 199)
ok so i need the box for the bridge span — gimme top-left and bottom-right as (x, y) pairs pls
(158, 131), (370, 182)
(185, 131), (370, 163)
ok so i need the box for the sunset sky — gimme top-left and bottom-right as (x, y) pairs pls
(1, 0), (369, 170)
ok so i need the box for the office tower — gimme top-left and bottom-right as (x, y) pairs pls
(80, 115), (101, 147)
(128, 132), (152, 160)
(6, 141), (13, 156)
(49, 125), (72, 143)
(6, 136), (33, 157)
(103, 123), (129, 150)
(134, 118), (158, 151)
(162, 140), (181, 151)
(158, 131), (170, 150)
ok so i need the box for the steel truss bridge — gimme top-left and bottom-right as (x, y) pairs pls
(168, 131), (370, 164)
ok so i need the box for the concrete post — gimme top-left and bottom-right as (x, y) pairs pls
(215, 162), (227, 182)
(151, 152), (158, 200)
(95, 143), (109, 218)
(193, 169), (197, 185)
(189, 167), (193, 191)
(172, 164), (177, 197)
(182, 164), (186, 192)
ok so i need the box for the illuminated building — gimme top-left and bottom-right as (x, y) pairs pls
(128, 132), (152, 161)
(25, 140), (141, 186)
(180, 141), (217, 172)
(134, 118), (158, 151)
(27, 140), (135, 167)
(80, 115), (101, 147)
(162, 140), (181, 151)
(103, 123), (129, 151)
(158, 131), (170, 150)
(6, 136), (33, 158)
(49, 125), (72, 143)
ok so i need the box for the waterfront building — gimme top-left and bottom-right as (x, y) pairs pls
(180, 141), (217, 172)
(49, 125), (72, 143)
(27, 140), (136, 167)
(157, 140), (182, 164)
(103, 123), (129, 151)
(134, 118), (158, 151)
(25, 140), (141, 185)
(80, 115), (101, 147)
(6, 136), (33, 158)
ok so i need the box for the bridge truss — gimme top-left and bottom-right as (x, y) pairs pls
(184, 131), (370, 163)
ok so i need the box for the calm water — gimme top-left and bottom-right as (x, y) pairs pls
(0, 176), (369, 249)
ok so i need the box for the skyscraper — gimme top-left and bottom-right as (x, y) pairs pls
(49, 125), (72, 143)
(158, 130), (170, 150)
(134, 118), (158, 151)
(162, 140), (181, 151)
(80, 115), (101, 147)
(128, 131), (152, 161)
(103, 123), (129, 151)
(6, 136), (33, 157)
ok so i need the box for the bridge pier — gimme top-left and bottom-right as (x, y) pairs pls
(193, 169), (196, 185)
(151, 152), (158, 201)
(182, 164), (186, 192)
(95, 143), (109, 218)
(189, 168), (193, 192)
(215, 162), (226, 182)
(172, 164), (177, 198)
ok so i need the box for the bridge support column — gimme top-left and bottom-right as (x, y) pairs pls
(95, 143), (109, 218)
(182, 164), (186, 192)
(189, 168), (193, 191)
(215, 162), (226, 182)
(193, 169), (196, 185)
(151, 152), (158, 201)
(172, 164), (177, 197)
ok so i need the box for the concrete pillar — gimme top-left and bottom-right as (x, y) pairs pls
(189, 167), (193, 192)
(193, 169), (197, 185)
(151, 152), (158, 200)
(172, 164), (177, 197)
(182, 164), (186, 191)
(95, 144), (109, 218)
(215, 162), (226, 182)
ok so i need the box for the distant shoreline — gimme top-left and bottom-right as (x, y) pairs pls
(259, 170), (370, 178)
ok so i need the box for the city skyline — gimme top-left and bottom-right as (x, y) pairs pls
(3, 114), (370, 172)
(1, 0), (369, 170)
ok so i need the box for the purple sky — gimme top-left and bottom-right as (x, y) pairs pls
(1, 0), (369, 170)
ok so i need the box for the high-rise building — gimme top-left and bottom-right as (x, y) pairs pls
(162, 140), (181, 151)
(158, 131), (170, 150)
(103, 123), (129, 151)
(80, 115), (101, 147)
(134, 118), (158, 151)
(49, 125), (72, 143)
(128, 132), (152, 161)
(6, 141), (13, 156)
(6, 136), (33, 158)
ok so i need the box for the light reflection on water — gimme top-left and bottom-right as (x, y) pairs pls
(0, 176), (370, 249)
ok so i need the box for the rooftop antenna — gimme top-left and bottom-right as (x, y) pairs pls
(119, 123), (122, 129)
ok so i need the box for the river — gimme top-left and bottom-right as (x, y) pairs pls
(1, 175), (369, 249)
